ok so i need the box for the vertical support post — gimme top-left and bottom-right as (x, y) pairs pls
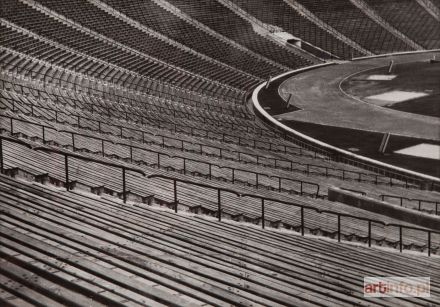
(42, 126), (45, 143)
(10, 118), (13, 135)
(122, 168), (126, 203)
(64, 154), (69, 191)
(368, 220), (372, 247)
(300, 206), (304, 236)
(0, 139), (3, 174)
(209, 163), (212, 180)
(337, 214), (341, 242)
(217, 189), (221, 222)
(428, 231), (431, 256)
(101, 140), (105, 157)
(261, 198), (265, 229)
(399, 226), (403, 253)
(173, 179), (178, 213)
(120, 126), (123, 138)
(278, 177), (282, 192)
(71, 133), (75, 152)
(157, 153), (160, 168)
(130, 146), (133, 163)
(232, 169), (235, 183)
(183, 158), (186, 174)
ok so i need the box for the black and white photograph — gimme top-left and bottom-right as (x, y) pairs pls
(0, 0), (439, 306)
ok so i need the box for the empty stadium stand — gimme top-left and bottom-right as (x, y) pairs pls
(1, 0), (440, 305)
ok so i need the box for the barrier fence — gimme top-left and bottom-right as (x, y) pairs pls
(1, 112), (418, 192)
(1, 136), (438, 256)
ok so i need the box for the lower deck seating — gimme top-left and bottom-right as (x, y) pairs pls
(1, 175), (439, 306)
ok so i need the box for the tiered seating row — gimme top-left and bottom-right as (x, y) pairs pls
(100, 0), (289, 79)
(1, 135), (439, 255)
(230, 0), (362, 59)
(365, 0), (440, 49)
(31, 0), (264, 89)
(1, 0), (251, 99)
(2, 176), (439, 306)
(294, 0), (412, 54)
(166, 0), (314, 68)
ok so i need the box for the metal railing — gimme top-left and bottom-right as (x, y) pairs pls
(1, 112), (405, 191)
(1, 114), (321, 197)
(0, 136), (438, 256)
(149, 174), (440, 256)
(380, 194), (440, 216)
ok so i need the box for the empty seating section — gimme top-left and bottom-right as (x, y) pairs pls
(231, 0), (361, 59)
(2, 176), (439, 306)
(166, 0), (314, 68)
(365, 0), (440, 49)
(1, 0), (249, 100)
(6, 0), (259, 90)
(295, 0), (412, 54)
(1, 1), (440, 304)
(100, 0), (286, 79)
(1, 69), (440, 240)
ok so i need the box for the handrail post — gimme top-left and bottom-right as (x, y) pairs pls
(0, 139), (3, 174)
(42, 126), (45, 143)
(232, 169), (235, 183)
(428, 231), (431, 256)
(261, 198), (265, 229)
(278, 177), (282, 192)
(399, 226), (403, 253)
(209, 163), (212, 180)
(64, 154), (69, 191)
(122, 167), (126, 203)
(130, 146), (133, 163)
(10, 118), (13, 135)
(173, 179), (178, 213)
(368, 220), (372, 247)
(183, 158), (186, 175)
(157, 153), (160, 168)
(337, 214), (341, 242)
(101, 140), (105, 157)
(300, 206), (304, 236)
(217, 189), (221, 222)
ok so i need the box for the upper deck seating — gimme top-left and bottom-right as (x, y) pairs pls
(230, 0), (362, 59)
(166, 0), (314, 68)
(365, 0), (440, 49)
(295, 0), (413, 54)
